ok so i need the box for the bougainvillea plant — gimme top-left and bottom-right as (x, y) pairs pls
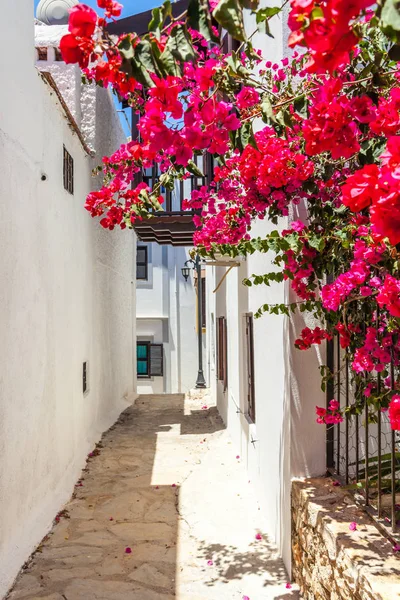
(61, 0), (400, 431)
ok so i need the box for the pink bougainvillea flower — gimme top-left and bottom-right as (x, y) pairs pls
(255, 533), (262, 540)
(236, 455), (240, 459)
(332, 480), (341, 487)
(286, 583), (292, 589)
(207, 560), (213, 566)
(388, 395), (400, 430)
(69, 4), (97, 38)
(242, 596), (250, 600)
(172, 483), (176, 487)
(155, 485), (159, 490)
(349, 522), (357, 531)
(125, 547), (132, 554)
(201, 405), (208, 410)
(109, 517), (113, 521)
(393, 544), (400, 553)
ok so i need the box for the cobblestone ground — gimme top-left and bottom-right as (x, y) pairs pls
(8, 394), (300, 600)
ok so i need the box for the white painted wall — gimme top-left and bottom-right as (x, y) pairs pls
(0, 4), (136, 596)
(136, 243), (204, 394)
(205, 3), (326, 573)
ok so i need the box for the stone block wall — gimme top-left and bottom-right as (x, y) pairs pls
(292, 478), (400, 600)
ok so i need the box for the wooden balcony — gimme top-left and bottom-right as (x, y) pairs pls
(133, 212), (196, 246)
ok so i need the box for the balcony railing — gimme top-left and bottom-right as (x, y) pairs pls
(326, 333), (400, 542)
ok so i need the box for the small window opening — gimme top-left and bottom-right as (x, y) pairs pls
(136, 246), (148, 280)
(63, 146), (74, 194)
(37, 47), (47, 61)
(83, 361), (88, 394)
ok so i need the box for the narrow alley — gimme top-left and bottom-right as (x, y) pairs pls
(8, 395), (299, 600)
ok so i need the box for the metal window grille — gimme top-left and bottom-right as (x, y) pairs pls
(136, 246), (148, 280)
(217, 317), (228, 390)
(82, 361), (88, 394)
(37, 47), (47, 61)
(63, 146), (74, 194)
(326, 333), (400, 539)
(138, 147), (214, 214)
(245, 314), (255, 422)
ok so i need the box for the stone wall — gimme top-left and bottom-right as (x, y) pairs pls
(292, 478), (400, 600)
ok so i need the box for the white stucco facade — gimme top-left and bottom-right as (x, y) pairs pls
(0, 3), (136, 596)
(136, 242), (205, 394)
(205, 5), (326, 573)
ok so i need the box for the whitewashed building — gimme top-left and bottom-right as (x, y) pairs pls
(0, 1), (137, 595)
(136, 241), (205, 394)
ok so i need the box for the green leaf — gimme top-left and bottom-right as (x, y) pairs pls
(187, 0), (219, 42)
(186, 159), (204, 177)
(148, 6), (163, 36)
(158, 45), (180, 76)
(261, 96), (275, 123)
(213, 0), (246, 42)
(256, 5), (281, 20)
(275, 108), (293, 128)
(118, 37), (157, 87)
(310, 6), (324, 20)
(118, 34), (135, 61)
(293, 95), (308, 118)
(225, 53), (249, 77)
(240, 120), (258, 149)
(308, 234), (326, 252)
(380, 0), (400, 38)
(164, 24), (196, 63)
(159, 172), (175, 191)
(255, 5), (281, 35)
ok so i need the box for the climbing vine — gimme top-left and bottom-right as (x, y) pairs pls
(61, 0), (400, 429)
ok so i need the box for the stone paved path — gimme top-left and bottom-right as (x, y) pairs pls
(8, 394), (300, 600)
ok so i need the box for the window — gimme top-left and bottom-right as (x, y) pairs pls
(55, 48), (63, 61)
(217, 317), (228, 390)
(137, 342), (163, 378)
(245, 315), (256, 422)
(201, 275), (206, 329)
(63, 146), (74, 194)
(136, 246), (148, 280)
(37, 47), (47, 61)
(137, 342), (150, 377)
(82, 361), (89, 395)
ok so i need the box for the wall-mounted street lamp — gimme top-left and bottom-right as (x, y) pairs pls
(181, 265), (191, 282)
(181, 255), (206, 389)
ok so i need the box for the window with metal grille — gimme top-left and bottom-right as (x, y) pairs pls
(217, 317), (228, 390)
(63, 146), (74, 194)
(137, 342), (163, 378)
(37, 47), (47, 61)
(82, 361), (89, 394)
(136, 246), (148, 280)
(201, 275), (206, 329)
(244, 314), (256, 422)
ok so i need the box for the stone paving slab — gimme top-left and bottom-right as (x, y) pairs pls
(7, 394), (300, 600)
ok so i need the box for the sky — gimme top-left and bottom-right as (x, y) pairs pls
(34, 0), (161, 17)
(33, 0), (162, 136)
